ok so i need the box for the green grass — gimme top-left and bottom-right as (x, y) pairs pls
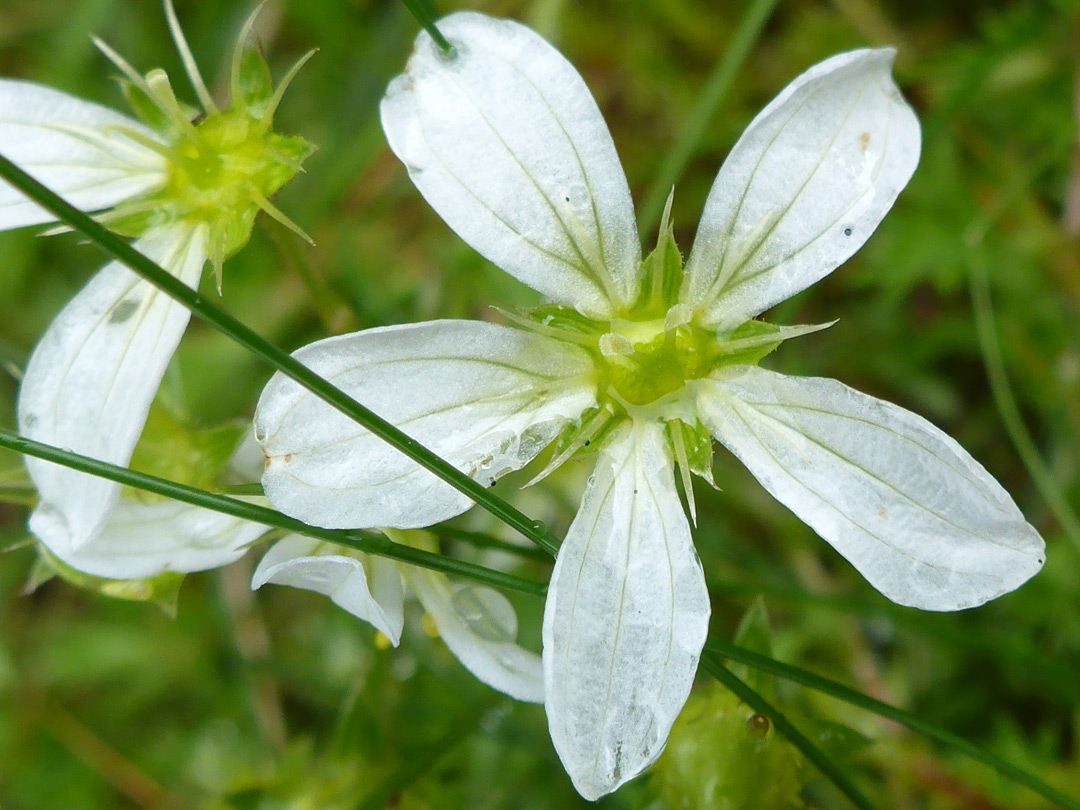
(1, 0), (1079, 808)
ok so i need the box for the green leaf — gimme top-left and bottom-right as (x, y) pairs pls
(808, 719), (874, 761)
(36, 546), (184, 616)
(651, 681), (804, 810)
(639, 202), (684, 308)
(128, 405), (247, 495)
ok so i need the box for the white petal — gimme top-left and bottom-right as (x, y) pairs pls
(405, 568), (544, 703)
(543, 420), (710, 800)
(380, 12), (640, 318)
(698, 367), (1045, 610)
(251, 535), (405, 644)
(681, 50), (921, 331)
(0, 79), (167, 230)
(52, 499), (270, 580)
(256, 320), (596, 530)
(20, 223), (208, 555)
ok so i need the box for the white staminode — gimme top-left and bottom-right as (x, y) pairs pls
(253, 12), (1045, 801)
(3, 0), (311, 580)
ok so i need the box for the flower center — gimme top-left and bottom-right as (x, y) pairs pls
(596, 304), (715, 409)
(161, 111), (306, 251)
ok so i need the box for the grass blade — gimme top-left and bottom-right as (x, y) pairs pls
(706, 639), (1080, 810)
(637, 0), (779, 235)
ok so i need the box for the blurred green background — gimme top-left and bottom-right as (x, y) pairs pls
(1, 0), (1079, 807)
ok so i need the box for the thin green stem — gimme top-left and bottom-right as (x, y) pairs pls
(436, 525), (552, 562)
(0, 429), (546, 597)
(705, 640), (1080, 810)
(637, 0), (779, 235)
(968, 251), (1080, 551)
(700, 653), (880, 810)
(961, 142), (1080, 551)
(0, 153), (560, 557)
(399, 0), (453, 53)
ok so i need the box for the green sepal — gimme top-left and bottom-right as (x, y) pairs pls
(234, 44), (274, 120)
(639, 210), (684, 311)
(34, 546), (184, 616)
(508, 303), (602, 342)
(545, 406), (616, 464)
(127, 405), (248, 498)
(651, 682), (804, 810)
(716, 320), (789, 367)
(675, 418), (716, 487)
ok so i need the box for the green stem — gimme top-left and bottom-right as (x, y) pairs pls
(436, 525), (552, 562)
(701, 653), (880, 810)
(399, 0), (453, 53)
(0, 153), (560, 557)
(706, 640), (1080, 810)
(0, 429), (546, 597)
(637, 0), (779, 235)
(968, 250), (1080, 551)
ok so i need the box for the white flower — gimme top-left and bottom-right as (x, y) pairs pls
(251, 533), (544, 702)
(5, 1), (311, 577)
(253, 12), (1045, 800)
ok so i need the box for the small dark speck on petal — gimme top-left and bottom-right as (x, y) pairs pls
(109, 299), (139, 324)
(843, 227), (853, 237)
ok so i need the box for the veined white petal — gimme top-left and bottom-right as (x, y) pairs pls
(52, 499), (270, 580)
(405, 568), (544, 703)
(698, 367), (1045, 610)
(20, 223), (208, 555)
(380, 12), (640, 318)
(256, 320), (596, 530)
(543, 420), (710, 800)
(0, 79), (167, 230)
(252, 535), (405, 644)
(681, 49), (920, 331)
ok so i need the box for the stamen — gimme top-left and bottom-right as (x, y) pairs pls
(598, 333), (634, 357)
(524, 407), (613, 487)
(162, 0), (219, 115)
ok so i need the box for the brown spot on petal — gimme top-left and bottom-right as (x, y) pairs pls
(859, 131), (871, 152)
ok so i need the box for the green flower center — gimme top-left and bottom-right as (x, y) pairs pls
(158, 111), (309, 256)
(596, 306), (715, 409)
